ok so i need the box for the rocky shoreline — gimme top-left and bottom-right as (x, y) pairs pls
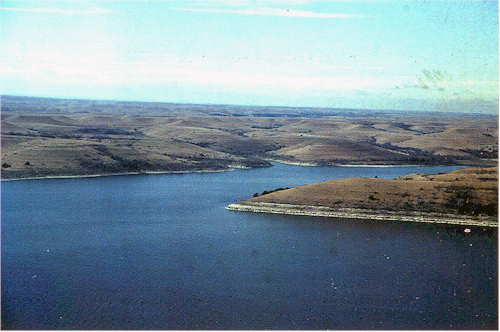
(226, 202), (498, 227)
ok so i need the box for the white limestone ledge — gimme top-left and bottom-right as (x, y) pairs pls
(226, 202), (498, 227)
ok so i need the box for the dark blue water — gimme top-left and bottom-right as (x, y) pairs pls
(2, 164), (497, 330)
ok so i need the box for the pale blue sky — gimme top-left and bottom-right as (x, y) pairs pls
(1, 0), (498, 113)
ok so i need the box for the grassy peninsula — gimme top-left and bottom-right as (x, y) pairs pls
(227, 167), (498, 227)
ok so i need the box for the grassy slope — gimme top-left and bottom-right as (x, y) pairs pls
(246, 167), (498, 218)
(1, 97), (498, 179)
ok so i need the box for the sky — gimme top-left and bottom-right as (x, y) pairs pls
(0, 0), (498, 113)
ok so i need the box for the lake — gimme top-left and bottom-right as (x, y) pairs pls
(1, 164), (497, 329)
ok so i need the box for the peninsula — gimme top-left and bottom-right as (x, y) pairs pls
(227, 167), (498, 227)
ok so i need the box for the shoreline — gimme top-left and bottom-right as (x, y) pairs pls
(264, 159), (319, 167)
(267, 159), (462, 168)
(334, 164), (425, 168)
(226, 202), (498, 228)
(1, 168), (236, 182)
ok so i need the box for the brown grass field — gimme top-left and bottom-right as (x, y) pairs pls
(246, 167), (498, 219)
(1, 95), (498, 179)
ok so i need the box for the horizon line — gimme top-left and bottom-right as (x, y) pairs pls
(2, 94), (497, 116)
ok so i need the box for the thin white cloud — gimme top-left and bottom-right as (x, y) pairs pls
(191, 0), (314, 5)
(173, 7), (366, 19)
(318, 65), (386, 71)
(0, 7), (118, 15)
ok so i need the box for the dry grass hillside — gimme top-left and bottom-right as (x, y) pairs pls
(1, 96), (498, 179)
(247, 167), (498, 218)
